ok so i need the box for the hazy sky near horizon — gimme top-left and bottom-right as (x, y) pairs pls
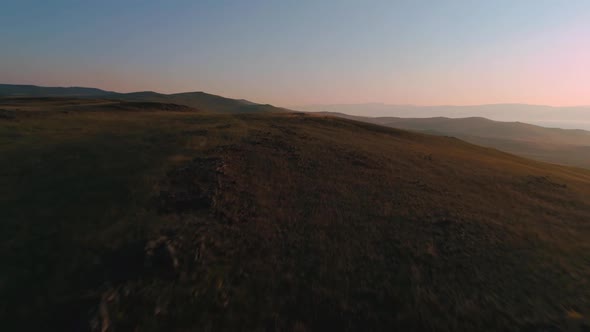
(1, 0), (589, 107)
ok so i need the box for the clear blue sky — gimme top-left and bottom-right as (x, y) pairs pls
(2, 0), (589, 106)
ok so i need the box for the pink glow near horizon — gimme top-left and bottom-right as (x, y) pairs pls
(2, 2), (590, 108)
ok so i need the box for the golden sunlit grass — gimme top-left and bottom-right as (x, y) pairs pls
(567, 310), (584, 320)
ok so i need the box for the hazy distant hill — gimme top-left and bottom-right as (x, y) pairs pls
(317, 112), (590, 169)
(0, 84), (285, 113)
(295, 103), (590, 130)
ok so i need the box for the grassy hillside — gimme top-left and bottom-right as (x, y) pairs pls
(319, 112), (590, 169)
(0, 84), (286, 114)
(1, 99), (590, 331)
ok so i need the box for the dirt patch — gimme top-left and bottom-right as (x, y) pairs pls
(0, 109), (17, 120)
(156, 157), (220, 214)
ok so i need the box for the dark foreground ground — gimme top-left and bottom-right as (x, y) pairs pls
(1, 98), (590, 331)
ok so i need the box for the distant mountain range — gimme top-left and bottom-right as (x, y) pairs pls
(317, 112), (590, 169)
(0, 84), (287, 113)
(294, 103), (590, 130)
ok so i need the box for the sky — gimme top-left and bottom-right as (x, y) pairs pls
(1, 0), (589, 107)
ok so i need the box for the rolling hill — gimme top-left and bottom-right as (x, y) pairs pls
(0, 84), (286, 114)
(1, 97), (589, 331)
(316, 112), (590, 169)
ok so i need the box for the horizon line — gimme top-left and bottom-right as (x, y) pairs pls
(3, 82), (590, 109)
